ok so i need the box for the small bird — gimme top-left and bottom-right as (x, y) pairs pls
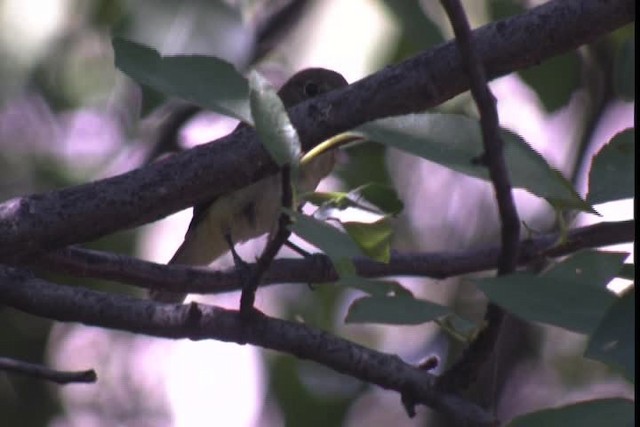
(150, 68), (348, 303)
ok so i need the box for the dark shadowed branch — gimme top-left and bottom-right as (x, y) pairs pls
(440, 0), (521, 275)
(437, 0), (520, 398)
(35, 220), (633, 296)
(0, 0), (633, 261)
(0, 357), (97, 385)
(0, 265), (495, 427)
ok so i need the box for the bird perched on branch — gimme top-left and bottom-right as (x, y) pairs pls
(150, 68), (348, 303)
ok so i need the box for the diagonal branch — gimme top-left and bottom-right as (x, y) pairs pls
(0, 265), (495, 426)
(0, 0), (633, 261)
(440, 0), (521, 275)
(437, 0), (520, 396)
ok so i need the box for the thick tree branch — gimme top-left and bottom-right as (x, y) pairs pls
(35, 220), (633, 296)
(0, 265), (495, 426)
(0, 0), (633, 261)
(0, 357), (97, 385)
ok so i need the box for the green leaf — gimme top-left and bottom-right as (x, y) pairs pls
(289, 212), (362, 276)
(302, 190), (379, 214)
(112, 38), (251, 123)
(342, 219), (392, 263)
(441, 314), (478, 340)
(289, 212), (362, 259)
(543, 250), (629, 289)
(302, 184), (403, 217)
(336, 277), (412, 298)
(380, 0), (444, 60)
(507, 398), (634, 427)
(302, 191), (352, 209)
(478, 250), (628, 335)
(585, 287), (635, 382)
(488, 0), (527, 21)
(345, 295), (450, 325)
(587, 129), (635, 205)
(618, 264), (635, 281)
(353, 183), (404, 216)
(613, 37), (635, 101)
(333, 257), (357, 278)
(518, 52), (581, 112)
(338, 142), (393, 189)
(358, 113), (592, 212)
(476, 272), (616, 334)
(249, 71), (301, 167)
(269, 356), (354, 427)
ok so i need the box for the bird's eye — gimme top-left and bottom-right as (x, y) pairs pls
(303, 81), (321, 97)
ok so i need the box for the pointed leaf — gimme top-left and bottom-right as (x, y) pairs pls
(113, 38), (251, 123)
(345, 295), (450, 325)
(249, 71), (301, 167)
(476, 272), (616, 334)
(342, 219), (392, 263)
(618, 264), (634, 281)
(302, 191), (352, 209)
(613, 37), (635, 101)
(336, 277), (412, 297)
(303, 184), (403, 217)
(289, 212), (362, 277)
(358, 113), (593, 212)
(507, 398), (634, 427)
(379, 0), (444, 52)
(543, 250), (629, 289)
(587, 128), (635, 205)
(518, 52), (581, 112)
(352, 183), (404, 216)
(338, 143), (394, 195)
(289, 212), (362, 259)
(585, 287), (635, 382)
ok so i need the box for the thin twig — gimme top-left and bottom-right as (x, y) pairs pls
(0, 356), (97, 385)
(438, 0), (520, 397)
(34, 220), (634, 296)
(240, 166), (294, 313)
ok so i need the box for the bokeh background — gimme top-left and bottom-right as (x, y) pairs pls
(0, 0), (634, 426)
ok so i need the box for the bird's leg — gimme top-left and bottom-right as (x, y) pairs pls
(223, 230), (253, 295)
(240, 166), (295, 315)
(223, 230), (244, 268)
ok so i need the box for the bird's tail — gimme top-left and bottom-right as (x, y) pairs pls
(148, 225), (229, 303)
(147, 244), (192, 303)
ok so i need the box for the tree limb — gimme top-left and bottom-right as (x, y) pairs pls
(437, 0), (520, 397)
(0, 0), (633, 261)
(0, 265), (495, 427)
(35, 220), (634, 296)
